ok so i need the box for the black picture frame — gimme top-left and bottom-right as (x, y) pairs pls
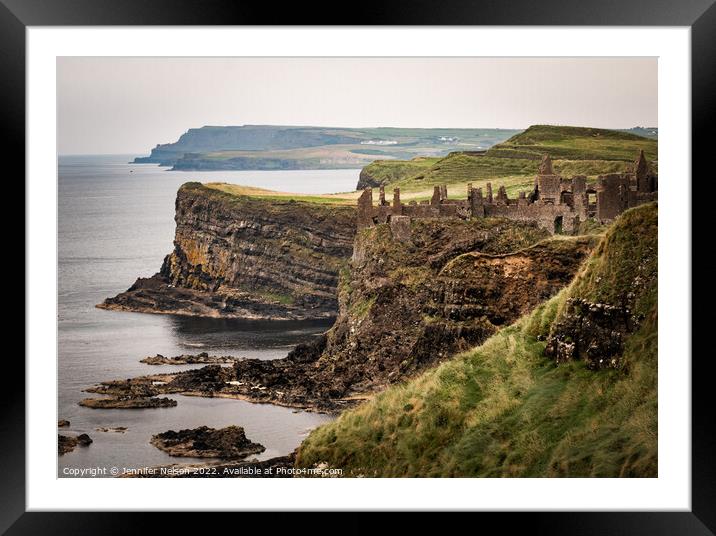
(7, 0), (710, 531)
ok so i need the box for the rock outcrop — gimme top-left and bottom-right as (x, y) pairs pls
(545, 203), (657, 368)
(80, 379), (179, 409)
(150, 426), (265, 459)
(58, 433), (92, 455)
(356, 168), (382, 190)
(99, 183), (356, 320)
(79, 397), (177, 409)
(140, 352), (238, 365)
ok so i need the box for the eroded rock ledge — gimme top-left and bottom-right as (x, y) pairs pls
(79, 396), (178, 409)
(140, 352), (238, 365)
(150, 425), (265, 459)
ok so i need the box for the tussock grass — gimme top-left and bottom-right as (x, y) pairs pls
(298, 297), (657, 477)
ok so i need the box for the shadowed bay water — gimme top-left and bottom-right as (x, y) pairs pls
(58, 155), (360, 477)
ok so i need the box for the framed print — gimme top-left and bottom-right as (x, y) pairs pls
(9, 0), (711, 530)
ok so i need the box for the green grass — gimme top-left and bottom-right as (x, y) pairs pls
(394, 154), (539, 188)
(357, 125), (658, 195)
(202, 182), (355, 205)
(297, 301), (656, 477)
(558, 203), (657, 320)
(486, 125), (658, 162)
(296, 204), (657, 477)
(361, 157), (439, 185)
(252, 289), (296, 305)
(350, 296), (377, 320)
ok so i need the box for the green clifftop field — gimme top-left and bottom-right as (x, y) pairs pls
(296, 203), (657, 477)
(357, 125), (658, 199)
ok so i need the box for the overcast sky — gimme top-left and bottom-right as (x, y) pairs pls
(57, 57), (657, 155)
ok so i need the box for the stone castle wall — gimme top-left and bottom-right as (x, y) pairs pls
(357, 151), (658, 236)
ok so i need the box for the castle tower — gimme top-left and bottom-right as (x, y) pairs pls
(634, 150), (654, 193)
(392, 187), (402, 215)
(357, 188), (374, 229)
(539, 154), (555, 176)
(470, 186), (485, 217)
(496, 185), (508, 205)
(518, 190), (528, 206)
(431, 186), (441, 206)
(536, 154), (560, 203)
(634, 150), (649, 180)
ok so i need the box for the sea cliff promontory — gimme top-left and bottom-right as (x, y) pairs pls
(99, 183), (356, 320)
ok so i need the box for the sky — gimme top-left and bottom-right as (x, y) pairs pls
(57, 57), (657, 155)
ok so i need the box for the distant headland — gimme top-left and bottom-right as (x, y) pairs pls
(132, 124), (657, 171)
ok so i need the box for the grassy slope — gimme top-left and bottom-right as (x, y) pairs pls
(296, 203), (657, 477)
(486, 125), (658, 161)
(203, 182), (357, 205)
(359, 125), (658, 197)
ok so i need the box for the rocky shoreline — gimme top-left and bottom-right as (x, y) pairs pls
(79, 334), (365, 413)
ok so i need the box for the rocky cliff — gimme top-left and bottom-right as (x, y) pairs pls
(317, 219), (597, 393)
(93, 215), (596, 412)
(99, 183), (356, 320)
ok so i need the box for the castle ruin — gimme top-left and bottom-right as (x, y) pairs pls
(357, 151), (658, 235)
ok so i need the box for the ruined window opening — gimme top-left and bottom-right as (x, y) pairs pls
(588, 193), (597, 205)
(554, 216), (563, 234)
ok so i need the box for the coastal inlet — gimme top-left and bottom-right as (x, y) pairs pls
(58, 156), (357, 477)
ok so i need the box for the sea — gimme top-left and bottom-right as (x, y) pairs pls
(58, 154), (360, 477)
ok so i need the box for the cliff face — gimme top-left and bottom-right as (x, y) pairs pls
(99, 183), (356, 320)
(317, 219), (596, 393)
(356, 168), (382, 190)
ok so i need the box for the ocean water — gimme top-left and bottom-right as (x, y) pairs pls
(58, 155), (360, 477)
